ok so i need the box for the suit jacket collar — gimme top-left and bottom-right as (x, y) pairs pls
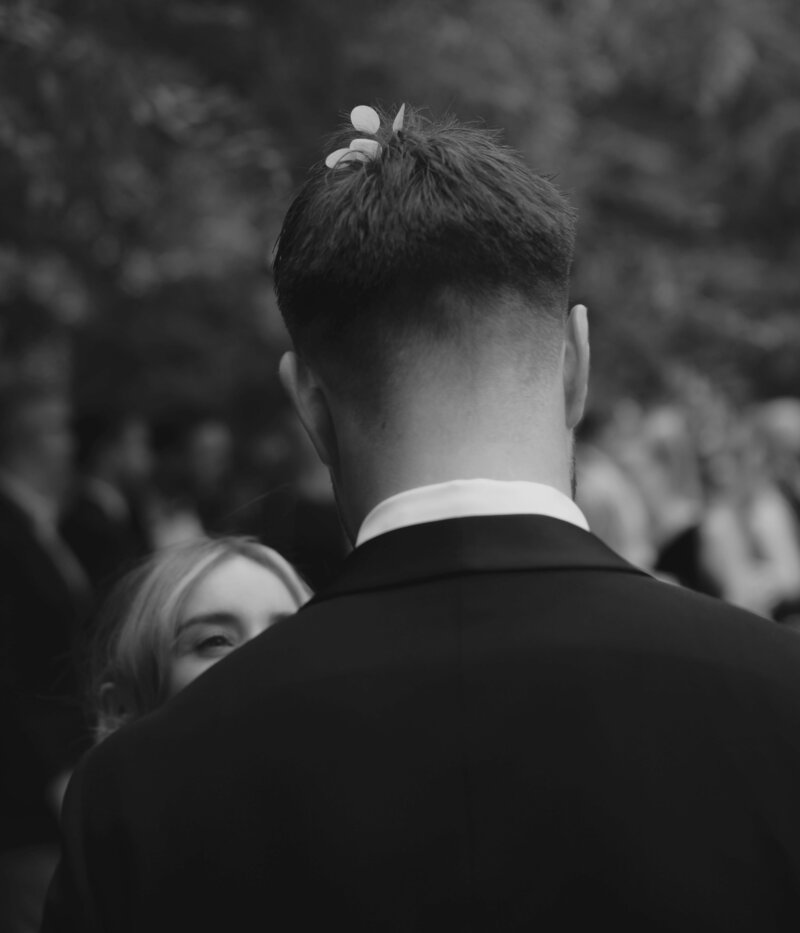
(313, 514), (649, 603)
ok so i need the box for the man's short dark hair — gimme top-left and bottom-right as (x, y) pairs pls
(274, 106), (577, 404)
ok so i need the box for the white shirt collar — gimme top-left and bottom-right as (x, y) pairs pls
(356, 478), (589, 547)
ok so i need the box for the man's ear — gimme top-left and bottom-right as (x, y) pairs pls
(563, 304), (590, 430)
(278, 351), (337, 467)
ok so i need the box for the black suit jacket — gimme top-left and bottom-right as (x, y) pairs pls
(44, 516), (800, 931)
(0, 489), (92, 851)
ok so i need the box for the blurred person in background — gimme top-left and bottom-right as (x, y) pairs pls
(90, 536), (311, 742)
(700, 413), (800, 620)
(754, 397), (800, 623)
(184, 417), (236, 533)
(149, 411), (234, 546)
(60, 410), (154, 599)
(756, 398), (800, 526)
(624, 395), (800, 619)
(232, 410), (351, 589)
(225, 418), (297, 509)
(575, 406), (655, 570)
(638, 404), (719, 596)
(0, 383), (91, 933)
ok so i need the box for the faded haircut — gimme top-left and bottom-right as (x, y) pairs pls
(273, 106), (577, 404)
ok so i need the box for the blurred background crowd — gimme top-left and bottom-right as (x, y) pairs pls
(576, 385), (800, 621)
(1, 0), (800, 926)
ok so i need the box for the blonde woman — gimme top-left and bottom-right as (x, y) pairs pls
(91, 537), (312, 740)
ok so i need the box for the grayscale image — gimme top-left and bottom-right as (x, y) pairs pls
(1, 2), (800, 930)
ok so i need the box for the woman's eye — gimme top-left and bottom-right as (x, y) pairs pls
(195, 634), (234, 653)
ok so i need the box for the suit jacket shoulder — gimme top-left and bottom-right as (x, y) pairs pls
(44, 516), (800, 932)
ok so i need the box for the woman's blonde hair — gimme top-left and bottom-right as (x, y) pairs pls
(92, 536), (311, 741)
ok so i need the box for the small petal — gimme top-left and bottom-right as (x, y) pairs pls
(349, 138), (381, 158)
(350, 105), (380, 135)
(392, 103), (406, 132)
(325, 147), (351, 168)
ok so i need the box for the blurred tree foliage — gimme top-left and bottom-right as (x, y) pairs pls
(1, 0), (799, 422)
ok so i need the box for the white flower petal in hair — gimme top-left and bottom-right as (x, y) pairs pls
(325, 147), (355, 169)
(349, 137), (381, 157)
(325, 143), (377, 168)
(350, 104), (381, 135)
(392, 103), (405, 132)
(325, 105), (382, 169)
(325, 104), (406, 169)
(325, 147), (370, 168)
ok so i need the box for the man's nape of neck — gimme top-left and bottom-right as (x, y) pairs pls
(330, 336), (575, 536)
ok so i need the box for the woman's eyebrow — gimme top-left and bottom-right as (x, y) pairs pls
(177, 612), (240, 634)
